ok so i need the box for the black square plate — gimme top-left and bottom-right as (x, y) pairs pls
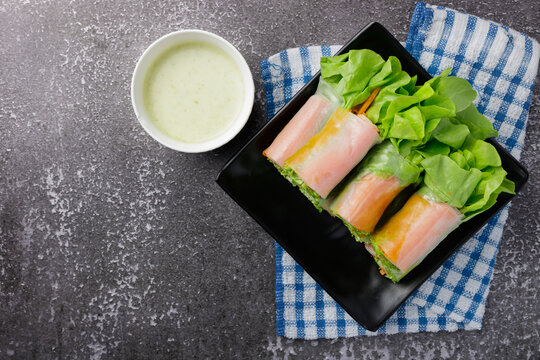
(216, 22), (529, 331)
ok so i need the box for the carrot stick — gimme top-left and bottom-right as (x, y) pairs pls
(356, 87), (380, 115)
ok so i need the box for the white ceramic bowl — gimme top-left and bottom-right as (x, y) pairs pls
(131, 30), (255, 153)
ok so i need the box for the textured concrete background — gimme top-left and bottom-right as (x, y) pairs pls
(0, 0), (539, 359)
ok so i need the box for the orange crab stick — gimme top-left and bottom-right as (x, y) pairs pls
(331, 174), (403, 234)
(263, 94), (335, 167)
(373, 193), (463, 275)
(285, 107), (380, 199)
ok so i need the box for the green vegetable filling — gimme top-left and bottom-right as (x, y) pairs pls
(271, 162), (323, 212)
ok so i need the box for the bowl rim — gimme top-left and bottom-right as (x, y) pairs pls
(131, 29), (255, 153)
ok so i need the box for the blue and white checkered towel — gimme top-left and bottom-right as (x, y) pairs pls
(261, 2), (539, 338)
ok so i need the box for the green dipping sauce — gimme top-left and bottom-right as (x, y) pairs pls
(143, 42), (244, 143)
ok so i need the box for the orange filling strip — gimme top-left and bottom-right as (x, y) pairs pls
(354, 87), (380, 115)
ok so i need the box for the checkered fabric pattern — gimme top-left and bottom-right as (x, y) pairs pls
(261, 2), (539, 338)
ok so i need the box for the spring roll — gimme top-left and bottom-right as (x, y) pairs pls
(370, 151), (513, 282)
(285, 107), (380, 199)
(332, 174), (402, 234)
(264, 80), (340, 167)
(330, 141), (421, 240)
(370, 190), (463, 281)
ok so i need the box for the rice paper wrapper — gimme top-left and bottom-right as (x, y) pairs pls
(371, 190), (463, 282)
(263, 78), (341, 167)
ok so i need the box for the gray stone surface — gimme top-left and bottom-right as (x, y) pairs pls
(0, 0), (538, 359)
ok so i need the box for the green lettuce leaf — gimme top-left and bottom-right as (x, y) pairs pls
(421, 154), (483, 208)
(452, 103), (498, 140)
(461, 137), (502, 170)
(388, 106), (425, 140)
(431, 117), (470, 148)
(463, 149), (476, 169)
(424, 68), (451, 88)
(407, 150), (425, 165)
(319, 53), (351, 85)
(419, 93), (456, 119)
(449, 151), (469, 169)
(367, 56), (404, 88)
(395, 118), (442, 157)
(342, 56), (409, 109)
(352, 140), (421, 186)
(320, 50), (390, 110)
(379, 82), (435, 138)
(415, 140), (451, 158)
(365, 72), (415, 124)
(431, 71), (497, 140)
(434, 76), (477, 112)
(461, 166), (515, 221)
